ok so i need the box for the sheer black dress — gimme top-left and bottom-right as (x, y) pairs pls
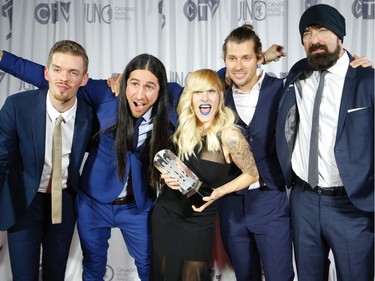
(151, 140), (239, 281)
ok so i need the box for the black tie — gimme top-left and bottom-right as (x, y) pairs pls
(128, 117), (143, 196)
(308, 70), (327, 188)
(133, 117), (144, 150)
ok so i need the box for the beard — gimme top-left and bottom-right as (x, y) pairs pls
(306, 43), (340, 71)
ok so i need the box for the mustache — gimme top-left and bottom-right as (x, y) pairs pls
(308, 44), (328, 53)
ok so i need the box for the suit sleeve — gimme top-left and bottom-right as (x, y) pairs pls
(167, 82), (183, 131)
(0, 51), (48, 88)
(0, 96), (16, 191)
(77, 78), (115, 107)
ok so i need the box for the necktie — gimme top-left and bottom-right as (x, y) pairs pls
(133, 117), (144, 149)
(128, 117), (144, 196)
(308, 71), (327, 188)
(51, 115), (64, 224)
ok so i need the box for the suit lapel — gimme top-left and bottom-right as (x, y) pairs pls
(31, 89), (48, 176)
(71, 99), (90, 169)
(336, 66), (356, 141)
(224, 88), (246, 127)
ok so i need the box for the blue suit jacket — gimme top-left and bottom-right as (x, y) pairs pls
(0, 51), (182, 211)
(276, 54), (374, 212)
(219, 69), (286, 192)
(0, 88), (94, 230)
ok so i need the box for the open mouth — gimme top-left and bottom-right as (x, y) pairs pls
(133, 101), (146, 109)
(199, 104), (211, 116)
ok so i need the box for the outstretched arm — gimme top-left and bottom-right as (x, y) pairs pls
(0, 50), (48, 88)
(262, 44), (286, 64)
(0, 50), (113, 106)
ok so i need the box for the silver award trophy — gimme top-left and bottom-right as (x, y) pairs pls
(154, 149), (211, 207)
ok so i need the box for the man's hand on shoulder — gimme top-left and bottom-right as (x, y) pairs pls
(350, 55), (374, 68)
(107, 73), (122, 96)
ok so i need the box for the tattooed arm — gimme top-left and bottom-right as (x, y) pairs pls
(193, 125), (259, 212)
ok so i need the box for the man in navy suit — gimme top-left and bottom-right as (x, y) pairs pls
(0, 40), (94, 281)
(276, 4), (374, 281)
(217, 24), (294, 281)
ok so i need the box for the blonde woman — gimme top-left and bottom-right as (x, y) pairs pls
(151, 69), (259, 281)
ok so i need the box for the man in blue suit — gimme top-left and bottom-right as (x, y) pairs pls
(276, 4), (374, 281)
(0, 40), (94, 281)
(217, 24), (294, 281)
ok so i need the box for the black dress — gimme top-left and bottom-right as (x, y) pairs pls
(151, 141), (239, 281)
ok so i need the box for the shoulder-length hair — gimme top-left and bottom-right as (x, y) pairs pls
(115, 54), (170, 189)
(172, 69), (235, 160)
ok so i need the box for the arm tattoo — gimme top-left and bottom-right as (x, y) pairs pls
(222, 128), (258, 178)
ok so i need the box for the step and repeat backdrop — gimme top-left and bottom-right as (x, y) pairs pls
(0, 0), (374, 280)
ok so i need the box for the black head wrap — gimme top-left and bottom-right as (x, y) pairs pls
(299, 4), (346, 44)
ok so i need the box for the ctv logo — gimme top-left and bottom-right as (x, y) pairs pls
(35, 1), (70, 24)
(352, 0), (375, 19)
(183, 0), (220, 22)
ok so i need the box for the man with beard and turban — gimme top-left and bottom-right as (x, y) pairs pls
(276, 4), (374, 281)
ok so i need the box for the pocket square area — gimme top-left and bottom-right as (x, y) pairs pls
(347, 107), (367, 113)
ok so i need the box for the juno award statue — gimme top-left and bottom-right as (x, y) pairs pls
(154, 149), (211, 207)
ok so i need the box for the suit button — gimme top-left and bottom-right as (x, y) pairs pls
(249, 137), (253, 142)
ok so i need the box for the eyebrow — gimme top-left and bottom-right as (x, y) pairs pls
(50, 64), (81, 72)
(129, 77), (157, 86)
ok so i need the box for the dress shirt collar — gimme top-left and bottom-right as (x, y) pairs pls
(328, 50), (349, 78)
(313, 50), (349, 80)
(142, 107), (153, 123)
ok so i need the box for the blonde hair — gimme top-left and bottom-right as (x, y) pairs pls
(172, 69), (235, 160)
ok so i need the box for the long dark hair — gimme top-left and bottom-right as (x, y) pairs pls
(115, 54), (170, 189)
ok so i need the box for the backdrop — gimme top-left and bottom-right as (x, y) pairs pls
(0, 0), (374, 280)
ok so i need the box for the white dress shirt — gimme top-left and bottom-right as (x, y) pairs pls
(232, 69), (265, 189)
(292, 51), (349, 187)
(39, 92), (77, 192)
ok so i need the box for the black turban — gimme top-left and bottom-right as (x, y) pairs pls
(299, 4), (346, 44)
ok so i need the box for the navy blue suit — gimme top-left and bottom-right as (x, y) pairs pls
(276, 53), (374, 281)
(217, 70), (294, 281)
(0, 51), (182, 281)
(0, 88), (94, 281)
